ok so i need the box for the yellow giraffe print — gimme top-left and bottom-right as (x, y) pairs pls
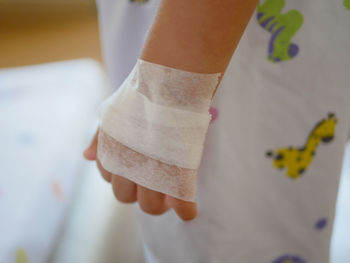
(266, 113), (337, 179)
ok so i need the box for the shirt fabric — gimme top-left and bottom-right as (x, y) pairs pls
(96, 0), (350, 262)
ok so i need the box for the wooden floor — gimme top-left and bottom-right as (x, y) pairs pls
(0, 3), (102, 68)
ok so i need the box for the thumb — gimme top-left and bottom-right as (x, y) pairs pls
(83, 128), (99, 161)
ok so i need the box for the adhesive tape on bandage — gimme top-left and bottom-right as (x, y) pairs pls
(97, 59), (221, 202)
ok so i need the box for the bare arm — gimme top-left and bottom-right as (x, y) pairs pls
(86, 0), (259, 221)
(140, 0), (259, 97)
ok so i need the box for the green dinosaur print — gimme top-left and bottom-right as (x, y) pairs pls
(344, 0), (350, 10)
(257, 0), (304, 63)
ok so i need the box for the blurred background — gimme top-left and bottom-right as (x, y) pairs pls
(0, 0), (101, 67)
(0, 0), (143, 262)
(0, 0), (349, 263)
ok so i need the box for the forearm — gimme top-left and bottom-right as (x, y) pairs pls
(140, 0), (258, 97)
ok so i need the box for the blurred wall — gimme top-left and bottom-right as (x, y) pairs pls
(0, 0), (102, 68)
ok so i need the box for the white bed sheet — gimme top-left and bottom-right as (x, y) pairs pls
(0, 59), (106, 263)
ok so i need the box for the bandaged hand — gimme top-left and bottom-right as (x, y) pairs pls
(84, 59), (221, 220)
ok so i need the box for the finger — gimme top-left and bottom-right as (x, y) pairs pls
(167, 196), (197, 221)
(83, 128), (99, 161)
(111, 174), (137, 203)
(96, 158), (112, 183)
(137, 186), (169, 215)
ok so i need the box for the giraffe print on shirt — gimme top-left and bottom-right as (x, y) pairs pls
(266, 113), (337, 179)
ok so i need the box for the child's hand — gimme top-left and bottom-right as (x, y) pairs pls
(83, 129), (197, 221)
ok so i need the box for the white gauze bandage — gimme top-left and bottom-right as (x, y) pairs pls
(97, 59), (221, 202)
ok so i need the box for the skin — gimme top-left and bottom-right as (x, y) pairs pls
(84, 0), (259, 221)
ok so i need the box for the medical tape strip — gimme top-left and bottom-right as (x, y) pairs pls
(97, 59), (221, 201)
